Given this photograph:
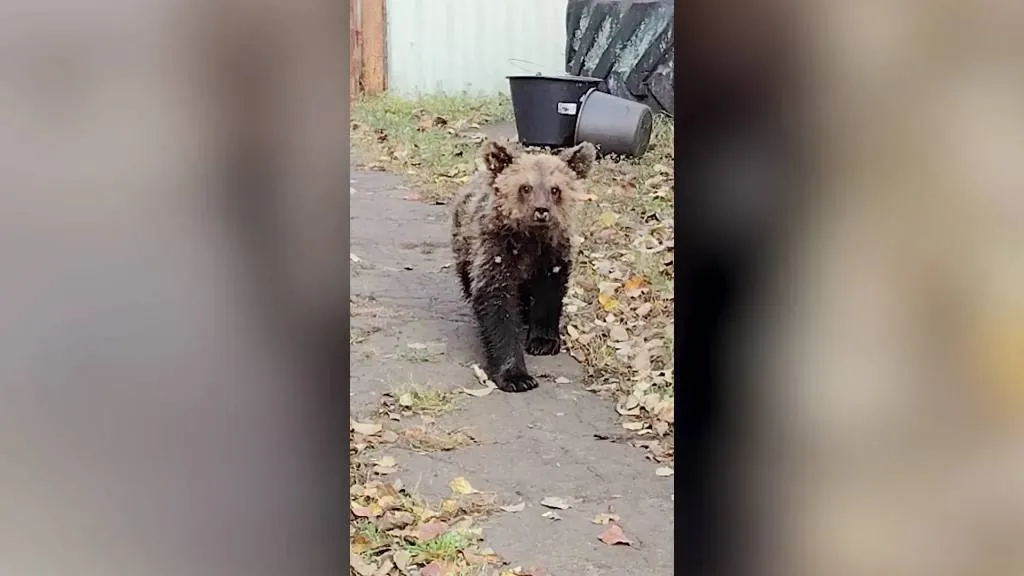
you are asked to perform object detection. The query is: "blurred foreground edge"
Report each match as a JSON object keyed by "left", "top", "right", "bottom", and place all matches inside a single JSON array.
[
  {"left": 674, "top": 1, "right": 803, "bottom": 575},
  {"left": 677, "top": 2, "right": 1024, "bottom": 576},
  {"left": 0, "top": 1, "right": 348, "bottom": 575}
]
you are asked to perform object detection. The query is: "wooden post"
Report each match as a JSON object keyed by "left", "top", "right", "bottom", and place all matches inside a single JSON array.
[
  {"left": 359, "top": 0, "right": 387, "bottom": 95},
  {"left": 349, "top": 0, "right": 361, "bottom": 98}
]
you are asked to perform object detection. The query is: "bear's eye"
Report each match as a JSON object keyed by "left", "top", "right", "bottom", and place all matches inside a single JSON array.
[
  {"left": 550, "top": 186, "right": 561, "bottom": 198},
  {"left": 519, "top": 184, "right": 532, "bottom": 195}
]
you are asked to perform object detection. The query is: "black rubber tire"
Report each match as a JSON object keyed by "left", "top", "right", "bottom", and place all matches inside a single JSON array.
[{"left": 565, "top": 0, "right": 674, "bottom": 117}]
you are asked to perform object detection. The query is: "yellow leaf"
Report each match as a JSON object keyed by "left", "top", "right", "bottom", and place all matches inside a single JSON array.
[
  {"left": 440, "top": 498, "right": 460, "bottom": 514},
  {"left": 598, "top": 211, "right": 619, "bottom": 227},
  {"left": 597, "top": 293, "right": 619, "bottom": 312},
  {"left": 350, "top": 534, "right": 370, "bottom": 554},
  {"left": 449, "top": 476, "right": 478, "bottom": 495},
  {"left": 623, "top": 275, "right": 646, "bottom": 292}
]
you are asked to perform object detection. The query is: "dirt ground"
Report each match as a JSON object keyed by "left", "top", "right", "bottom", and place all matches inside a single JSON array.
[{"left": 350, "top": 167, "right": 674, "bottom": 575}]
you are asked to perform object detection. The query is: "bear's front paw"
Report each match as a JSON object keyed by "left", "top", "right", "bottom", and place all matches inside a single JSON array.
[{"left": 495, "top": 367, "right": 539, "bottom": 392}]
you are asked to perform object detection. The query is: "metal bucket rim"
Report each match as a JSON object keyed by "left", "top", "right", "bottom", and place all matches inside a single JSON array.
[{"left": 506, "top": 74, "right": 602, "bottom": 83}]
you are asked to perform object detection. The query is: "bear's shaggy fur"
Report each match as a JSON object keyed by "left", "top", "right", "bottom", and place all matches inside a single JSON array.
[{"left": 450, "top": 140, "right": 597, "bottom": 392}]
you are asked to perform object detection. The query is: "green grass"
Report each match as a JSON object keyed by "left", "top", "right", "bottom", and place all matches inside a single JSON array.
[
  {"left": 403, "top": 530, "right": 475, "bottom": 563},
  {"left": 352, "top": 518, "right": 391, "bottom": 558},
  {"left": 389, "top": 382, "right": 459, "bottom": 416},
  {"left": 351, "top": 93, "right": 514, "bottom": 202}
]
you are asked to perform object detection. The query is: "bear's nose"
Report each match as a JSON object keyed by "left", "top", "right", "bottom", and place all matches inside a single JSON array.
[{"left": 533, "top": 207, "right": 550, "bottom": 222}]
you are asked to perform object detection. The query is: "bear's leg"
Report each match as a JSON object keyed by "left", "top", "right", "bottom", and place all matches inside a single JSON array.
[
  {"left": 525, "top": 258, "right": 569, "bottom": 356},
  {"left": 471, "top": 278, "right": 537, "bottom": 392},
  {"left": 456, "top": 260, "right": 473, "bottom": 301},
  {"left": 518, "top": 290, "right": 532, "bottom": 329}
]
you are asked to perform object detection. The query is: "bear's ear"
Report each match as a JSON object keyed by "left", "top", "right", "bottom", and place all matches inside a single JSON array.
[
  {"left": 481, "top": 140, "right": 514, "bottom": 176},
  {"left": 558, "top": 141, "right": 597, "bottom": 179}
]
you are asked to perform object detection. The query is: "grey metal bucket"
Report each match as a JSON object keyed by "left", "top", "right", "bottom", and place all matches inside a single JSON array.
[{"left": 574, "top": 88, "right": 654, "bottom": 157}]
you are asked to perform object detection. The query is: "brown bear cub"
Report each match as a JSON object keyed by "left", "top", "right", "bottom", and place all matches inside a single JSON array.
[{"left": 450, "top": 140, "right": 597, "bottom": 392}]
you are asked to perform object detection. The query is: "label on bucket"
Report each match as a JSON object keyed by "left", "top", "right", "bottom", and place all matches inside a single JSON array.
[{"left": 556, "top": 102, "right": 578, "bottom": 115}]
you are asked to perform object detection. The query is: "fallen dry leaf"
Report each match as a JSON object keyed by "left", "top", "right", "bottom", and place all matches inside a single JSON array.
[
  {"left": 623, "top": 275, "right": 646, "bottom": 293},
  {"left": 350, "top": 553, "right": 378, "bottom": 576},
  {"left": 616, "top": 395, "right": 641, "bottom": 415},
  {"left": 632, "top": 348, "right": 652, "bottom": 372},
  {"left": 373, "top": 558, "right": 394, "bottom": 576},
  {"left": 655, "top": 467, "right": 674, "bottom": 477},
  {"left": 378, "top": 510, "right": 415, "bottom": 530},
  {"left": 540, "top": 496, "right": 570, "bottom": 510},
  {"left": 350, "top": 502, "right": 374, "bottom": 518},
  {"left": 374, "top": 455, "right": 396, "bottom": 468},
  {"left": 592, "top": 513, "right": 621, "bottom": 525},
  {"left": 371, "top": 455, "right": 397, "bottom": 475},
  {"left": 598, "top": 293, "right": 619, "bottom": 312},
  {"left": 654, "top": 399, "right": 674, "bottom": 423},
  {"left": 541, "top": 510, "right": 562, "bottom": 521},
  {"left": 462, "top": 548, "right": 503, "bottom": 566},
  {"left": 350, "top": 419, "right": 382, "bottom": 436},
  {"left": 449, "top": 476, "right": 478, "bottom": 495},
  {"left": 416, "top": 519, "right": 450, "bottom": 541},
  {"left": 462, "top": 385, "right": 495, "bottom": 397},
  {"left": 420, "top": 559, "right": 455, "bottom": 576},
  {"left": 500, "top": 501, "right": 526, "bottom": 513},
  {"left": 622, "top": 421, "right": 646, "bottom": 431},
  {"left": 597, "top": 523, "right": 633, "bottom": 546},
  {"left": 439, "top": 498, "right": 460, "bottom": 515},
  {"left": 392, "top": 549, "right": 412, "bottom": 571}
]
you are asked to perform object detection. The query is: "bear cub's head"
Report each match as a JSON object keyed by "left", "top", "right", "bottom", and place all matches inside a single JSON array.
[{"left": 480, "top": 140, "right": 597, "bottom": 230}]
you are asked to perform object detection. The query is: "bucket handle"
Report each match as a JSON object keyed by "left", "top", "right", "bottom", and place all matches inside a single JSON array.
[{"left": 507, "top": 57, "right": 550, "bottom": 76}]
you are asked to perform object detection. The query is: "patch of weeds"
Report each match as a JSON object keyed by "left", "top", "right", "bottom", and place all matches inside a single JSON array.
[
  {"left": 394, "top": 347, "right": 440, "bottom": 363},
  {"left": 352, "top": 518, "right": 391, "bottom": 557},
  {"left": 404, "top": 530, "right": 474, "bottom": 563},
  {"left": 349, "top": 421, "right": 508, "bottom": 574},
  {"left": 382, "top": 383, "right": 459, "bottom": 417},
  {"left": 350, "top": 325, "right": 382, "bottom": 346},
  {"left": 351, "top": 93, "right": 513, "bottom": 203},
  {"left": 402, "top": 423, "right": 476, "bottom": 453}
]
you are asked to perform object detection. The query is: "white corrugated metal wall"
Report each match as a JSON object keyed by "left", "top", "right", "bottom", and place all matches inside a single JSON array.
[{"left": 385, "top": 0, "right": 569, "bottom": 96}]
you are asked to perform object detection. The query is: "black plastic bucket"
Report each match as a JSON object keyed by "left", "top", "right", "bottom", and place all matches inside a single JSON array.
[
  {"left": 507, "top": 74, "right": 602, "bottom": 147},
  {"left": 575, "top": 88, "right": 654, "bottom": 157}
]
